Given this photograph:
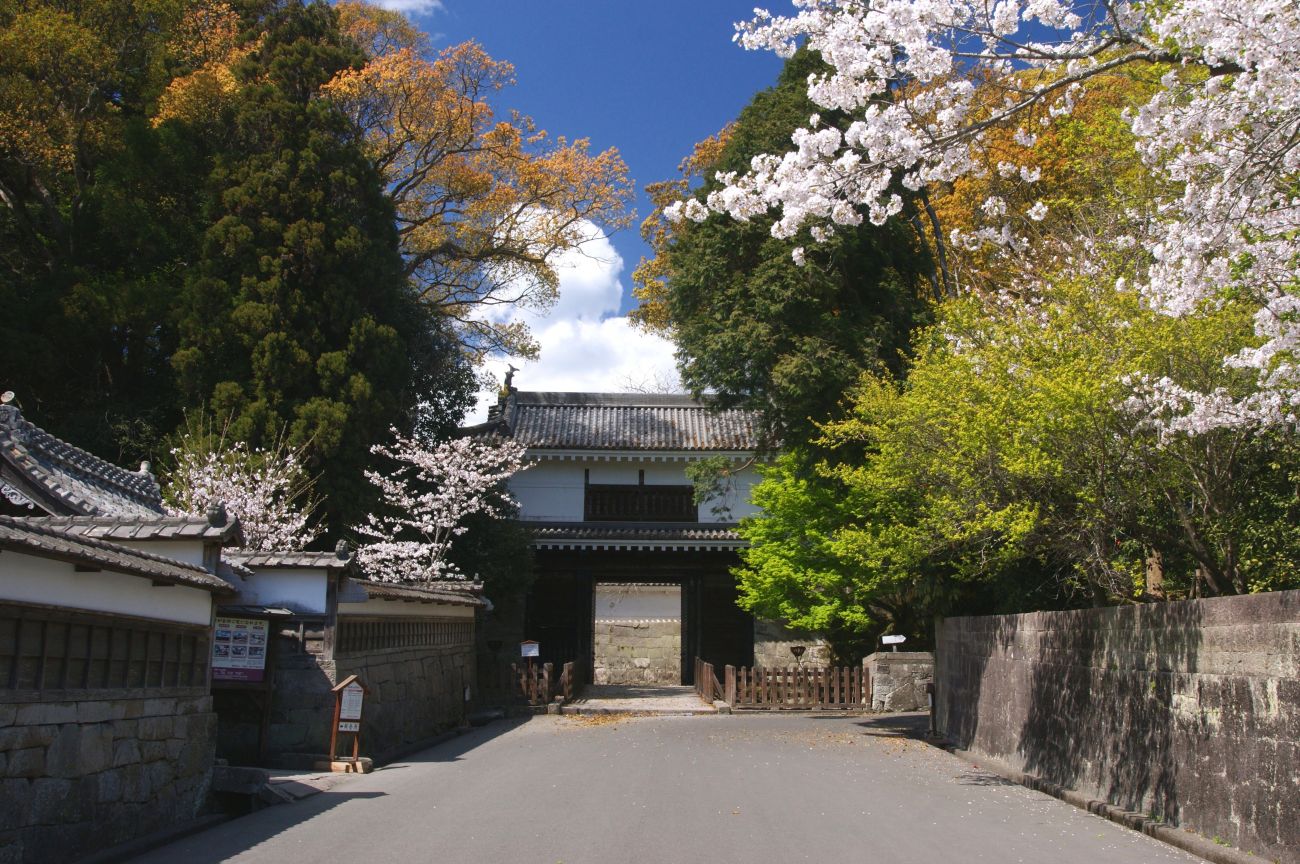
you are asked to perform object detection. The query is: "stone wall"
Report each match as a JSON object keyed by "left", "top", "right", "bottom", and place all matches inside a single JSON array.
[
  {"left": 0, "top": 688, "right": 215, "bottom": 864},
  {"left": 864, "top": 651, "right": 933, "bottom": 711},
  {"left": 935, "top": 590, "right": 1300, "bottom": 864},
  {"left": 752, "top": 619, "right": 831, "bottom": 668},
  {"left": 593, "top": 621, "right": 680, "bottom": 685},
  {"left": 335, "top": 640, "right": 473, "bottom": 761},
  {"left": 214, "top": 636, "right": 336, "bottom": 767}
]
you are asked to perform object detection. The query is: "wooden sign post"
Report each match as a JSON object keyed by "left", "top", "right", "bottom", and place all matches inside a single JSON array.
[{"left": 324, "top": 674, "right": 372, "bottom": 773}]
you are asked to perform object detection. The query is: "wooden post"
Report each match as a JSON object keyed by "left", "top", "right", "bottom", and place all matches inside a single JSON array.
[{"left": 724, "top": 665, "right": 736, "bottom": 706}]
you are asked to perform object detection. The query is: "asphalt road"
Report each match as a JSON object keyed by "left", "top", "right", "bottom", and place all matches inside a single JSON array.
[{"left": 132, "top": 713, "right": 1204, "bottom": 864}]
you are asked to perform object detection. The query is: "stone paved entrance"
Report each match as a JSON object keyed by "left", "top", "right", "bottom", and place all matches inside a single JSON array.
[{"left": 562, "top": 684, "right": 714, "bottom": 715}]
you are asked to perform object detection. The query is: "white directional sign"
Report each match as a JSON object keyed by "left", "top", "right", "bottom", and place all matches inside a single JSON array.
[{"left": 881, "top": 635, "right": 907, "bottom": 645}]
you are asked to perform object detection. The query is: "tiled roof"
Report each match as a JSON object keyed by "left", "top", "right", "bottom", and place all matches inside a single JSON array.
[
  {"left": 525, "top": 521, "right": 744, "bottom": 551},
  {"left": 227, "top": 549, "right": 354, "bottom": 570},
  {"left": 0, "top": 516, "right": 235, "bottom": 593},
  {"left": 351, "top": 580, "right": 486, "bottom": 608},
  {"left": 25, "top": 513, "right": 242, "bottom": 543},
  {"left": 0, "top": 404, "right": 165, "bottom": 517},
  {"left": 469, "top": 392, "right": 761, "bottom": 452}
]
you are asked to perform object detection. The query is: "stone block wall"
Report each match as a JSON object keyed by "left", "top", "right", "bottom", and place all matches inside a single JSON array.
[
  {"left": 0, "top": 689, "right": 215, "bottom": 864},
  {"left": 593, "top": 621, "right": 680, "bottom": 685},
  {"left": 214, "top": 637, "right": 336, "bottom": 767},
  {"left": 935, "top": 590, "right": 1300, "bottom": 864},
  {"left": 753, "top": 619, "right": 830, "bottom": 668},
  {"left": 335, "top": 640, "right": 473, "bottom": 761},
  {"left": 864, "top": 651, "right": 933, "bottom": 711}
]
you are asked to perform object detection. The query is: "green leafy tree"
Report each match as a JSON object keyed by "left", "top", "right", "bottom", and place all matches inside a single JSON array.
[
  {"left": 633, "top": 50, "right": 932, "bottom": 446},
  {"left": 737, "top": 281, "right": 1299, "bottom": 647}
]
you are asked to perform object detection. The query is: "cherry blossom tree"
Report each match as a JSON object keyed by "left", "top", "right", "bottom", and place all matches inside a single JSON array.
[
  {"left": 683, "top": 1, "right": 1299, "bottom": 433},
  {"left": 354, "top": 431, "right": 528, "bottom": 584},
  {"left": 164, "top": 436, "right": 320, "bottom": 552}
]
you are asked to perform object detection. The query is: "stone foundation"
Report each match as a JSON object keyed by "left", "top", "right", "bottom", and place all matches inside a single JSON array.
[
  {"left": 864, "top": 651, "right": 933, "bottom": 711},
  {"left": 593, "top": 621, "right": 681, "bottom": 685},
  {"left": 0, "top": 688, "right": 216, "bottom": 864},
  {"left": 753, "top": 619, "right": 831, "bottom": 667}
]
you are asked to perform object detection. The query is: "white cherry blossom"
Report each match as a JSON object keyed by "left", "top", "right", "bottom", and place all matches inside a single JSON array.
[
  {"left": 354, "top": 431, "right": 528, "bottom": 584},
  {"left": 703, "top": 0, "right": 1300, "bottom": 435}
]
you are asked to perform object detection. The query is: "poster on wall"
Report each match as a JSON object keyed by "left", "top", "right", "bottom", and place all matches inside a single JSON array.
[{"left": 212, "top": 616, "right": 269, "bottom": 682}]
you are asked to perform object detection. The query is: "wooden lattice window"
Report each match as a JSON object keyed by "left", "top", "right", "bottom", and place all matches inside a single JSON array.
[
  {"left": 335, "top": 618, "right": 472, "bottom": 655},
  {"left": 0, "top": 604, "right": 209, "bottom": 692}
]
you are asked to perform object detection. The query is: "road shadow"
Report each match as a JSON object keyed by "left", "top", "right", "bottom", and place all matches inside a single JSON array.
[
  {"left": 389, "top": 715, "right": 533, "bottom": 764},
  {"left": 128, "top": 790, "right": 389, "bottom": 864}
]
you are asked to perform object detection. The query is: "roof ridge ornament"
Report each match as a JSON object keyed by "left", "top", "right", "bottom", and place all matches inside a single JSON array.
[{"left": 207, "top": 500, "right": 229, "bottom": 528}]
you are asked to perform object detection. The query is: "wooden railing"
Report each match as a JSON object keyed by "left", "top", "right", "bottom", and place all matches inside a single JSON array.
[
  {"left": 696, "top": 658, "right": 865, "bottom": 710},
  {"left": 513, "top": 660, "right": 582, "bottom": 706}
]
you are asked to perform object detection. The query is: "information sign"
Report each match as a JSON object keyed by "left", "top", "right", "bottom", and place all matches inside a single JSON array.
[
  {"left": 339, "top": 682, "right": 364, "bottom": 722},
  {"left": 520, "top": 640, "right": 540, "bottom": 658},
  {"left": 881, "top": 634, "right": 907, "bottom": 645},
  {"left": 212, "top": 616, "right": 269, "bottom": 682}
]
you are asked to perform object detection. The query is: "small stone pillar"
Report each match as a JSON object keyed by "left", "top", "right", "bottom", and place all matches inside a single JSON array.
[{"left": 863, "top": 651, "right": 934, "bottom": 712}]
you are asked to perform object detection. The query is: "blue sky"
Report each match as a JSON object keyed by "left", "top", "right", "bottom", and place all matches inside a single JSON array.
[
  {"left": 382, "top": 1, "right": 788, "bottom": 412},
  {"left": 413, "top": 1, "right": 785, "bottom": 313}
]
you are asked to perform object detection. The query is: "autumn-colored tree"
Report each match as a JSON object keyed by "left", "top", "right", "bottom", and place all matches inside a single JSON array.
[
  {"left": 925, "top": 64, "right": 1167, "bottom": 296},
  {"left": 324, "top": 2, "right": 633, "bottom": 360}
]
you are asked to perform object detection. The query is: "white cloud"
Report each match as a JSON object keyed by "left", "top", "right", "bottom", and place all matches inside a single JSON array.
[
  {"left": 464, "top": 226, "right": 681, "bottom": 424},
  {"left": 365, "top": 0, "right": 444, "bottom": 15}
]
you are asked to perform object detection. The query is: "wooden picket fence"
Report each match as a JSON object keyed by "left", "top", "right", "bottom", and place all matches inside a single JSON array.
[
  {"left": 513, "top": 660, "right": 582, "bottom": 706},
  {"left": 695, "top": 658, "right": 865, "bottom": 710}
]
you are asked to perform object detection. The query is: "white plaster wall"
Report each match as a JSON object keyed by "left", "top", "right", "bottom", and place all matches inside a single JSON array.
[
  {"left": 338, "top": 597, "right": 475, "bottom": 619},
  {"left": 594, "top": 584, "right": 681, "bottom": 621},
  {"left": 510, "top": 461, "right": 583, "bottom": 522},
  {"left": 0, "top": 551, "right": 213, "bottom": 625},
  {"left": 232, "top": 568, "right": 329, "bottom": 614},
  {"left": 698, "top": 464, "right": 762, "bottom": 523},
  {"left": 112, "top": 538, "right": 208, "bottom": 568},
  {"left": 511, "top": 457, "right": 762, "bottom": 523}
]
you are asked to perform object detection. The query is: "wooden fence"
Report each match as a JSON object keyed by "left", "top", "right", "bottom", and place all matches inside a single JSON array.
[
  {"left": 693, "top": 657, "right": 724, "bottom": 704},
  {"left": 695, "top": 658, "right": 865, "bottom": 710},
  {"left": 513, "top": 660, "right": 582, "bottom": 706}
]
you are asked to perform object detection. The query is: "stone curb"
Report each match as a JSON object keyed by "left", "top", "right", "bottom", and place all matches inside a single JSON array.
[{"left": 941, "top": 745, "right": 1264, "bottom": 864}]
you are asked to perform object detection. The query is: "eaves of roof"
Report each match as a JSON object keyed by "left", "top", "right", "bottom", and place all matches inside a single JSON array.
[
  {"left": 0, "top": 516, "right": 235, "bottom": 594},
  {"left": 348, "top": 579, "right": 486, "bottom": 608},
  {"left": 524, "top": 521, "right": 745, "bottom": 551},
  {"left": 26, "top": 514, "right": 242, "bottom": 544},
  {"left": 227, "top": 550, "right": 355, "bottom": 570},
  {"left": 0, "top": 405, "right": 166, "bottom": 517}
]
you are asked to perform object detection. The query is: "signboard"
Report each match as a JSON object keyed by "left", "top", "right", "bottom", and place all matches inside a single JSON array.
[
  {"left": 212, "top": 616, "right": 269, "bottom": 682},
  {"left": 881, "top": 634, "right": 907, "bottom": 645},
  {"left": 520, "top": 640, "right": 540, "bottom": 658},
  {"left": 329, "top": 675, "right": 370, "bottom": 766},
  {"left": 339, "top": 682, "right": 365, "bottom": 722}
]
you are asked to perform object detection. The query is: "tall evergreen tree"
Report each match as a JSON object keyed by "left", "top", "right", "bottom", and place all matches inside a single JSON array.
[
  {"left": 170, "top": 0, "right": 472, "bottom": 534},
  {"left": 634, "top": 50, "right": 932, "bottom": 445}
]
